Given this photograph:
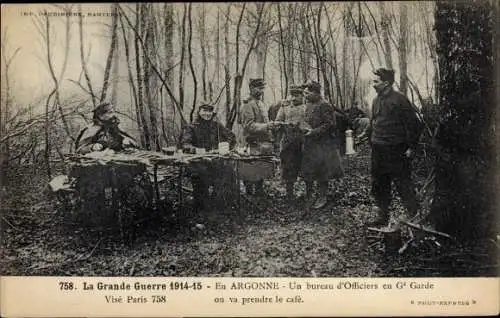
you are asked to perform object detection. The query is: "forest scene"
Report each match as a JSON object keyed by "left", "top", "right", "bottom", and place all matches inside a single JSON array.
[{"left": 0, "top": 2, "right": 498, "bottom": 277}]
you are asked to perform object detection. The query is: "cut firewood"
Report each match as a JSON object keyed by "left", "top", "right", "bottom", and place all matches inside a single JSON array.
[
  {"left": 398, "top": 237, "right": 416, "bottom": 255},
  {"left": 399, "top": 220, "right": 454, "bottom": 240},
  {"left": 367, "top": 226, "right": 399, "bottom": 233}
]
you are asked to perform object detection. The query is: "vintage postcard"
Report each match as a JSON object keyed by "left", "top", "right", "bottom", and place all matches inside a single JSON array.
[{"left": 1, "top": 2, "right": 498, "bottom": 317}]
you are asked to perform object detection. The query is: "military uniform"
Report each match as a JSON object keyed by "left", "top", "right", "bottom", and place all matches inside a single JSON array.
[
  {"left": 239, "top": 78, "right": 274, "bottom": 195},
  {"left": 240, "top": 97, "right": 273, "bottom": 155},
  {"left": 180, "top": 104, "right": 236, "bottom": 211},
  {"left": 366, "top": 68, "right": 421, "bottom": 227},
  {"left": 75, "top": 103, "right": 137, "bottom": 154},
  {"left": 301, "top": 81, "right": 344, "bottom": 209},
  {"left": 275, "top": 85, "right": 307, "bottom": 198},
  {"left": 302, "top": 100, "right": 344, "bottom": 182}
]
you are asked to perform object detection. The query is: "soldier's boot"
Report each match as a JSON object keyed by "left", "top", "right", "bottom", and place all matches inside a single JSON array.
[
  {"left": 312, "top": 181, "right": 328, "bottom": 210},
  {"left": 366, "top": 206, "right": 390, "bottom": 228},
  {"left": 285, "top": 182, "right": 295, "bottom": 201},
  {"left": 302, "top": 181, "right": 314, "bottom": 208},
  {"left": 192, "top": 180, "right": 207, "bottom": 213},
  {"left": 254, "top": 180, "right": 265, "bottom": 197}
]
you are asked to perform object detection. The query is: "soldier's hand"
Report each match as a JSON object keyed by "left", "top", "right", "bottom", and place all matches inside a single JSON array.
[
  {"left": 404, "top": 148, "right": 415, "bottom": 158},
  {"left": 267, "top": 121, "right": 281, "bottom": 130},
  {"left": 123, "top": 137, "right": 137, "bottom": 148},
  {"left": 92, "top": 143, "right": 104, "bottom": 151}
]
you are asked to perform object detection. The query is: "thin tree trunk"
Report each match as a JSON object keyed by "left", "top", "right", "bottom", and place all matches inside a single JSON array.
[
  {"left": 228, "top": 3, "right": 265, "bottom": 129},
  {"left": 224, "top": 5, "right": 231, "bottom": 124},
  {"left": 380, "top": 2, "right": 393, "bottom": 68},
  {"left": 100, "top": 3, "right": 118, "bottom": 103},
  {"left": 277, "top": 4, "right": 288, "bottom": 97},
  {"left": 135, "top": 4, "right": 151, "bottom": 148},
  {"left": 398, "top": 2, "right": 408, "bottom": 95},
  {"left": 179, "top": 4, "right": 187, "bottom": 111},
  {"left": 79, "top": 5, "right": 97, "bottom": 107},
  {"left": 187, "top": 3, "right": 198, "bottom": 123},
  {"left": 44, "top": 90, "right": 55, "bottom": 180},
  {"left": 119, "top": 13, "right": 143, "bottom": 146},
  {"left": 144, "top": 4, "right": 160, "bottom": 151},
  {"left": 199, "top": 4, "right": 208, "bottom": 101},
  {"left": 44, "top": 13, "right": 74, "bottom": 143}
]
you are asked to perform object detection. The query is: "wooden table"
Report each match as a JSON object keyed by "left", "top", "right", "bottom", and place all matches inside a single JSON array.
[{"left": 67, "top": 149, "right": 279, "bottom": 211}]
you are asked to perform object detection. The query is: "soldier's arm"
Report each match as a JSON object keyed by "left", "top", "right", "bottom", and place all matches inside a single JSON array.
[
  {"left": 75, "top": 127, "right": 99, "bottom": 154},
  {"left": 398, "top": 95, "right": 420, "bottom": 149},
  {"left": 219, "top": 122, "right": 237, "bottom": 149},
  {"left": 275, "top": 105, "right": 285, "bottom": 122},
  {"left": 179, "top": 124, "right": 195, "bottom": 148},
  {"left": 361, "top": 101, "right": 375, "bottom": 143},
  {"left": 240, "top": 102, "right": 269, "bottom": 134},
  {"left": 75, "top": 142, "right": 95, "bottom": 154},
  {"left": 308, "top": 103, "right": 336, "bottom": 137}
]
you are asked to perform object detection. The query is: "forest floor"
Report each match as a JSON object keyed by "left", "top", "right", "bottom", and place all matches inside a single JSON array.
[{"left": 1, "top": 144, "right": 498, "bottom": 277}]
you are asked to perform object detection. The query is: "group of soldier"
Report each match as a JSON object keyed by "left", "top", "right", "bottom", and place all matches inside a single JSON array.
[{"left": 74, "top": 67, "right": 422, "bottom": 229}]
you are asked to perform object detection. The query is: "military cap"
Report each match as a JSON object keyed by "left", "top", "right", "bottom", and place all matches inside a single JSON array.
[
  {"left": 303, "top": 81, "right": 322, "bottom": 94},
  {"left": 92, "top": 102, "right": 113, "bottom": 116},
  {"left": 249, "top": 78, "right": 266, "bottom": 89},
  {"left": 289, "top": 84, "right": 304, "bottom": 95},
  {"left": 373, "top": 68, "right": 395, "bottom": 83},
  {"left": 198, "top": 101, "right": 215, "bottom": 111}
]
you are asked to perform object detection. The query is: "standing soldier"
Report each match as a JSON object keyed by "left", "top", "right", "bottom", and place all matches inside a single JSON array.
[
  {"left": 301, "top": 81, "right": 344, "bottom": 210},
  {"left": 239, "top": 78, "right": 279, "bottom": 195},
  {"left": 275, "top": 84, "right": 307, "bottom": 200},
  {"left": 366, "top": 68, "right": 421, "bottom": 227}
]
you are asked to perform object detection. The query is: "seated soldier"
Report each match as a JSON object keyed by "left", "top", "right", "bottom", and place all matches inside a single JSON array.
[
  {"left": 75, "top": 102, "right": 138, "bottom": 154},
  {"left": 180, "top": 102, "right": 236, "bottom": 211}
]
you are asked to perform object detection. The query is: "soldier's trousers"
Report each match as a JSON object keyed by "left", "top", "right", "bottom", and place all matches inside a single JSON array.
[
  {"left": 371, "top": 143, "right": 418, "bottom": 216},
  {"left": 280, "top": 142, "right": 303, "bottom": 182}
]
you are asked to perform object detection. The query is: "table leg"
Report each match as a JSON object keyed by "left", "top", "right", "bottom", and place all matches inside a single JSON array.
[
  {"left": 178, "top": 165, "right": 184, "bottom": 215},
  {"left": 236, "top": 161, "right": 241, "bottom": 214},
  {"left": 153, "top": 163, "right": 160, "bottom": 207}
]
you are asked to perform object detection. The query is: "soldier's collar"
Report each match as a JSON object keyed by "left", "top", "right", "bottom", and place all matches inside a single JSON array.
[{"left": 378, "top": 86, "right": 393, "bottom": 97}]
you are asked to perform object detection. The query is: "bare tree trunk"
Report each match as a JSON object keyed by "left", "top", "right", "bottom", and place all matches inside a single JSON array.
[
  {"left": 299, "top": 4, "right": 311, "bottom": 82},
  {"left": 119, "top": 4, "right": 187, "bottom": 128},
  {"left": 398, "top": 2, "right": 409, "bottom": 95},
  {"left": 163, "top": 3, "right": 175, "bottom": 144},
  {"left": 228, "top": 3, "right": 265, "bottom": 129},
  {"left": 43, "top": 12, "right": 74, "bottom": 144},
  {"left": 215, "top": 7, "right": 221, "bottom": 97},
  {"left": 187, "top": 3, "right": 198, "bottom": 123},
  {"left": 111, "top": 36, "right": 119, "bottom": 107},
  {"left": 100, "top": 3, "right": 118, "bottom": 103},
  {"left": 379, "top": 3, "right": 393, "bottom": 68},
  {"left": 198, "top": 4, "right": 208, "bottom": 101},
  {"left": 144, "top": 4, "right": 160, "bottom": 151},
  {"left": 44, "top": 91, "right": 55, "bottom": 180},
  {"left": 287, "top": 4, "right": 296, "bottom": 85},
  {"left": 224, "top": 5, "right": 231, "bottom": 124},
  {"left": 135, "top": 4, "right": 151, "bottom": 148},
  {"left": 179, "top": 4, "right": 187, "bottom": 111},
  {"left": 0, "top": 33, "right": 20, "bottom": 187},
  {"left": 277, "top": 4, "right": 289, "bottom": 97},
  {"left": 79, "top": 5, "right": 97, "bottom": 107},
  {"left": 119, "top": 12, "right": 143, "bottom": 146}
]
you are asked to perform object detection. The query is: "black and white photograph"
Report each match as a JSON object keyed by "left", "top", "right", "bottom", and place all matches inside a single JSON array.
[{"left": 0, "top": 2, "right": 498, "bottom": 315}]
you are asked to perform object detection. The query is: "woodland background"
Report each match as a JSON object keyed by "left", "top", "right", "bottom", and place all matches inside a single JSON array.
[{"left": 0, "top": 2, "right": 498, "bottom": 276}]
